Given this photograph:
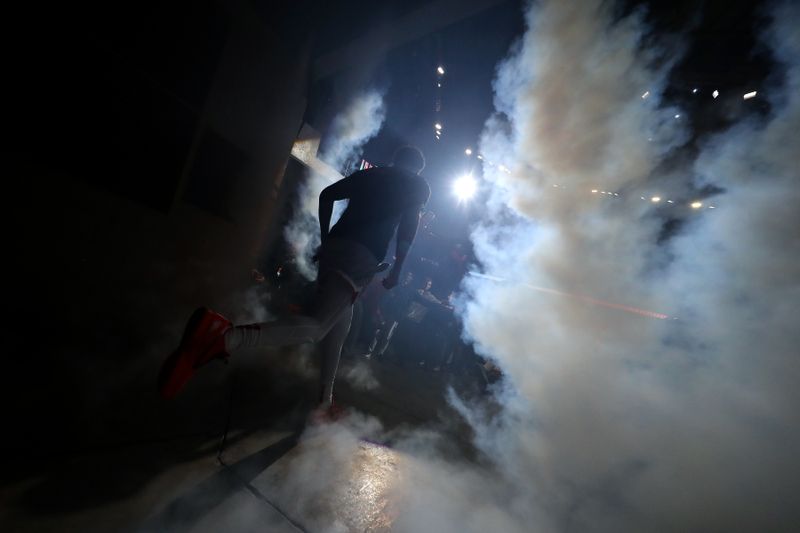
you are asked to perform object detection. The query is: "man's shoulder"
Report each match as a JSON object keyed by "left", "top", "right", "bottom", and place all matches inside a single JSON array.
[
  {"left": 413, "top": 176, "right": 431, "bottom": 205},
  {"left": 397, "top": 171, "right": 430, "bottom": 203},
  {"left": 345, "top": 166, "right": 402, "bottom": 184},
  {"left": 377, "top": 166, "right": 429, "bottom": 191},
  {"left": 349, "top": 166, "right": 429, "bottom": 202},
  {"left": 409, "top": 172, "right": 430, "bottom": 190},
  {"left": 344, "top": 167, "right": 376, "bottom": 181}
]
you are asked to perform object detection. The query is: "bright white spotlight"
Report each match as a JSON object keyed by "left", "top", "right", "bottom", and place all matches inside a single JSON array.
[
  {"left": 437, "top": 66, "right": 445, "bottom": 75},
  {"left": 713, "top": 89, "right": 719, "bottom": 98},
  {"left": 465, "top": 148, "right": 472, "bottom": 155},
  {"left": 743, "top": 91, "right": 757, "bottom": 100},
  {"left": 452, "top": 174, "right": 477, "bottom": 202},
  {"left": 435, "top": 123, "right": 442, "bottom": 130},
  {"left": 691, "top": 201, "right": 703, "bottom": 209},
  {"left": 692, "top": 88, "right": 698, "bottom": 94},
  {"left": 651, "top": 196, "right": 661, "bottom": 203},
  {"left": 641, "top": 90, "right": 650, "bottom": 99}
]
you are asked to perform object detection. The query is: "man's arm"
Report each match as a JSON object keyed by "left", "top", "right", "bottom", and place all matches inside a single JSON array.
[
  {"left": 383, "top": 205, "right": 422, "bottom": 289},
  {"left": 318, "top": 177, "right": 356, "bottom": 243}
]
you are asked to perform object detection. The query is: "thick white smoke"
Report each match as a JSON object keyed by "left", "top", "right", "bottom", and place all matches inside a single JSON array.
[
  {"left": 449, "top": 0, "right": 800, "bottom": 531},
  {"left": 321, "top": 89, "right": 387, "bottom": 172},
  {"left": 284, "top": 90, "right": 386, "bottom": 279}
]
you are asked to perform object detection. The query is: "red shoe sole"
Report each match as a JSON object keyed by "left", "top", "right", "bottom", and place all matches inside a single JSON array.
[{"left": 157, "top": 307, "right": 208, "bottom": 399}]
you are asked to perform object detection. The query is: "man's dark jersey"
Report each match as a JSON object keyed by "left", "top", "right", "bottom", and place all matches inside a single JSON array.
[{"left": 327, "top": 166, "right": 430, "bottom": 261}]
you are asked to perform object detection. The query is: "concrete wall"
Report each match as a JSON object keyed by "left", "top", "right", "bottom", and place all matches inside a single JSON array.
[{"left": 5, "top": 0, "right": 312, "bottom": 464}]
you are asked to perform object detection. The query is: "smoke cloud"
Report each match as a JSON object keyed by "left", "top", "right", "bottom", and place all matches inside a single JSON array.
[
  {"left": 284, "top": 90, "right": 386, "bottom": 279},
  {"left": 341, "top": 359, "right": 380, "bottom": 391},
  {"left": 321, "top": 89, "right": 387, "bottom": 172},
  {"left": 451, "top": 0, "right": 800, "bottom": 531}
]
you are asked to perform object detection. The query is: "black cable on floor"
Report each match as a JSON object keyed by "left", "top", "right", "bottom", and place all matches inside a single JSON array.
[
  {"left": 220, "top": 458, "right": 310, "bottom": 533},
  {"left": 215, "top": 366, "right": 310, "bottom": 533},
  {"left": 217, "top": 367, "right": 236, "bottom": 462}
]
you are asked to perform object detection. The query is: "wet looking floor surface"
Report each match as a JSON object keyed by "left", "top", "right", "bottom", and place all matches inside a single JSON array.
[{"left": 1, "top": 347, "right": 497, "bottom": 533}]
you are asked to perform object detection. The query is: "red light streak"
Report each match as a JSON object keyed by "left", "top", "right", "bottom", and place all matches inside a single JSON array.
[{"left": 468, "top": 272, "right": 669, "bottom": 320}]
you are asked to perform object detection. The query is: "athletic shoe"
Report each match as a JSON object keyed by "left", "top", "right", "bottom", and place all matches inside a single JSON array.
[
  {"left": 158, "top": 307, "right": 232, "bottom": 399},
  {"left": 308, "top": 401, "right": 349, "bottom": 425}
]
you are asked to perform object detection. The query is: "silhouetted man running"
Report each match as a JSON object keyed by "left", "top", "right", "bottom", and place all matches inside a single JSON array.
[{"left": 158, "top": 146, "right": 430, "bottom": 414}]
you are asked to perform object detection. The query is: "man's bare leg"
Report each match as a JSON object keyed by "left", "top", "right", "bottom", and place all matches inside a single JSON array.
[
  {"left": 224, "top": 274, "right": 354, "bottom": 352},
  {"left": 318, "top": 305, "right": 353, "bottom": 408}
]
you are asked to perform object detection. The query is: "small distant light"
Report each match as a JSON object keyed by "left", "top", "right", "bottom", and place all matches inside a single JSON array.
[
  {"left": 591, "top": 189, "right": 598, "bottom": 193},
  {"left": 614, "top": 193, "right": 619, "bottom": 196},
  {"left": 477, "top": 155, "right": 483, "bottom": 160},
  {"left": 667, "top": 200, "right": 674, "bottom": 203},
  {"left": 651, "top": 196, "right": 661, "bottom": 203},
  {"left": 641, "top": 91, "right": 650, "bottom": 99},
  {"left": 708, "top": 205, "right": 716, "bottom": 209},
  {"left": 743, "top": 91, "right": 757, "bottom": 100},
  {"left": 692, "top": 88, "right": 698, "bottom": 94},
  {"left": 465, "top": 148, "right": 472, "bottom": 155},
  {"left": 641, "top": 196, "right": 646, "bottom": 200},
  {"left": 435, "top": 123, "right": 442, "bottom": 130},
  {"left": 437, "top": 66, "right": 445, "bottom": 75},
  {"left": 712, "top": 90, "right": 719, "bottom": 99},
  {"left": 691, "top": 201, "right": 703, "bottom": 209},
  {"left": 437, "top": 82, "right": 441, "bottom": 88},
  {"left": 674, "top": 114, "right": 681, "bottom": 119},
  {"left": 552, "top": 184, "right": 558, "bottom": 187},
  {"left": 648, "top": 137, "right": 653, "bottom": 142},
  {"left": 601, "top": 191, "right": 607, "bottom": 194}
]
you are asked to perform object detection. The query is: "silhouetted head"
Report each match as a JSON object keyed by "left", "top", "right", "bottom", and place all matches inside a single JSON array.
[{"left": 391, "top": 145, "right": 425, "bottom": 174}]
